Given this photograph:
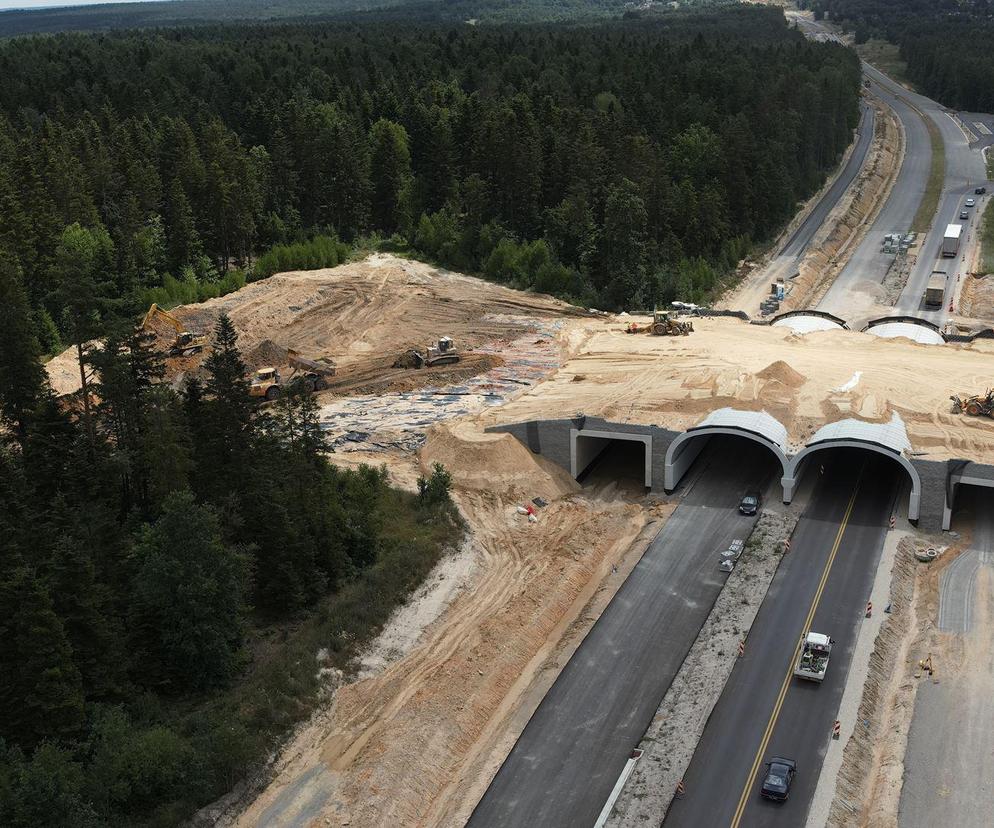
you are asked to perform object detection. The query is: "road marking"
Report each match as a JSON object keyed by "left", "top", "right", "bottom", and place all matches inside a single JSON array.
[{"left": 728, "top": 467, "right": 865, "bottom": 828}]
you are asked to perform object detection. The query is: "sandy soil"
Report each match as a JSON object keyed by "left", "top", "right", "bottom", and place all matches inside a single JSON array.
[
  {"left": 488, "top": 315, "right": 994, "bottom": 462},
  {"left": 823, "top": 534, "right": 968, "bottom": 827},
  {"left": 958, "top": 272, "right": 994, "bottom": 321},
  {"left": 45, "top": 254, "right": 590, "bottom": 398},
  {"left": 227, "top": 423, "right": 657, "bottom": 827}
]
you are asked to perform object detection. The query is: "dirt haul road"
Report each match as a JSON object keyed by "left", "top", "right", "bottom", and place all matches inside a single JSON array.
[{"left": 228, "top": 424, "right": 665, "bottom": 828}]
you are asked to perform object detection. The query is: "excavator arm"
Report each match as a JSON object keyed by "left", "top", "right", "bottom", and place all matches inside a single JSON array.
[{"left": 141, "top": 303, "right": 186, "bottom": 334}]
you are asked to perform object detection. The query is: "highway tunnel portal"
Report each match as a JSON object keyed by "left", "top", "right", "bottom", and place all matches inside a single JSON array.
[
  {"left": 664, "top": 409, "right": 791, "bottom": 491},
  {"left": 490, "top": 408, "right": 932, "bottom": 525}
]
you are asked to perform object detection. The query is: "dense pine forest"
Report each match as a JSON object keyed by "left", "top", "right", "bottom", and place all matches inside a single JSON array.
[
  {"left": 808, "top": 0, "right": 994, "bottom": 111},
  {"left": 0, "top": 6, "right": 860, "bottom": 352},
  {"left": 0, "top": 7, "right": 862, "bottom": 826}
]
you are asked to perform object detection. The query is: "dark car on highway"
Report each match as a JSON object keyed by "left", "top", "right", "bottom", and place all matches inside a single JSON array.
[
  {"left": 761, "top": 757, "right": 796, "bottom": 801},
  {"left": 961, "top": 210, "right": 970, "bottom": 220},
  {"left": 739, "top": 492, "right": 760, "bottom": 516},
  {"left": 976, "top": 186, "right": 987, "bottom": 195}
]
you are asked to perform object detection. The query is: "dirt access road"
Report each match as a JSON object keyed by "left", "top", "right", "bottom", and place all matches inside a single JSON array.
[{"left": 229, "top": 423, "right": 666, "bottom": 827}]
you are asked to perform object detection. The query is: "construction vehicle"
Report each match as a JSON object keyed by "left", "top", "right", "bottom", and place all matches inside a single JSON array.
[
  {"left": 406, "top": 337, "right": 460, "bottom": 368},
  {"left": 651, "top": 309, "right": 693, "bottom": 336},
  {"left": 950, "top": 390, "right": 994, "bottom": 417},
  {"left": 140, "top": 303, "right": 206, "bottom": 357},
  {"left": 249, "top": 349, "right": 336, "bottom": 401},
  {"left": 793, "top": 632, "right": 832, "bottom": 682}
]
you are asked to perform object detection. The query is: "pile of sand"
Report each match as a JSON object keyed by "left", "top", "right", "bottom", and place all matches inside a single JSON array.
[
  {"left": 244, "top": 339, "right": 289, "bottom": 371},
  {"left": 421, "top": 421, "right": 578, "bottom": 498},
  {"left": 756, "top": 359, "right": 807, "bottom": 388},
  {"left": 231, "top": 423, "right": 648, "bottom": 828}
]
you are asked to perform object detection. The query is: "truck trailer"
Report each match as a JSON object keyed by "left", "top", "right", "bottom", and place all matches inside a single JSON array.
[
  {"left": 924, "top": 272, "right": 947, "bottom": 308},
  {"left": 942, "top": 223, "right": 962, "bottom": 257},
  {"left": 793, "top": 632, "right": 832, "bottom": 682}
]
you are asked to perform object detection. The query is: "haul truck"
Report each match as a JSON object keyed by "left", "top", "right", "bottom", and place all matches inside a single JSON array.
[
  {"left": 924, "top": 272, "right": 947, "bottom": 308},
  {"left": 793, "top": 632, "right": 832, "bottom": 682},
  {"left": 942, "top": 223, "right": 962, "bottom": 257}
]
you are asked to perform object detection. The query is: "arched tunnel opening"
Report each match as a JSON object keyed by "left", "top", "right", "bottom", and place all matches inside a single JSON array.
[
  {"left": 665, "top": 433, "right": 786, "bottom": 507},
  {"left": 665, "top": 428, "right": 790, "bottom": 496},
  {"left": 787, "top": 442, "right": 919, "bottom": 523}
]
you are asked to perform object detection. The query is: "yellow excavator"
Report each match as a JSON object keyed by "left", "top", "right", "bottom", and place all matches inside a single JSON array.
[{"left": 140, "top": 304, "right": 207, "bottom": 357}]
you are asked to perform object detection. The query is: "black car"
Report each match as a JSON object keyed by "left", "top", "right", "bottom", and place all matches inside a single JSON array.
[
  {"left": 739, "top": 492, "right": 760, "bottom": 516},
  {"left": 761, "top": 757, "right": 796, "bottom": 801},
  {"left": 976, "top": 186, "right": 987, "bottom": 195}
]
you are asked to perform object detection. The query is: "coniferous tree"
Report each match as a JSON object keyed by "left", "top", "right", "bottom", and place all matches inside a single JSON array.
[
  {"left": 0, "top": 566, "right": 85, "bottom": 748},
  {"left": 0, "top": 257, "right": 46, "bottom": 447},
  {"left": 131, "top": 491, "right": 248, "bottom": 691}
]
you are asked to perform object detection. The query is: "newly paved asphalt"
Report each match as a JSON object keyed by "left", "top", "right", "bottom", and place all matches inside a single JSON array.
[
  {"left": 800, "top": 28, "right": 989, "bottom": 325},
  {"left": 900, "top": 487, "right": 994, "bottom": 828},
  {"left": 467, "top": 438, "right": 779, "bottom": 828},
  {"left": 782, "top": 102, "right": 875, "bottom": 261},
  {"left": 818, "top": 65, "right": 931, "bottom": 318},
  {"left": 884, "top": 68, "right": 988, "bottom": 320},
  {"left": 663, "top": 450, "right": 899, "bottom": 828}
]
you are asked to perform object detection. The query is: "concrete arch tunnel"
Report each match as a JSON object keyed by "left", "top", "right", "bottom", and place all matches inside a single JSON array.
[
  {"left": 489, "top": 411, "right": 954, "bottom": 530},
  {"left": 664, "top": 409, "right": 791, "bottom": 491},
  {"left": 785, "top": 419, "right": 922, "bottom": 521},
  {"left": 663, "top": 410, "right": 922, "bottom": 521}
]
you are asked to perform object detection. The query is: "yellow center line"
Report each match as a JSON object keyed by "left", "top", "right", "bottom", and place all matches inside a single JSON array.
[{"left": 728, "top": 464, "right": 866, "bottom": 828}]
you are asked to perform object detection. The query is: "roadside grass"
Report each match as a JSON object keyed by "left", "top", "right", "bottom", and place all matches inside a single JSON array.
[
  {"left": 986, "top": 146, "right": 994, "bottom": 180},
  {"left": 979, "top": 200, "right": 994, "bottom": 274},
  {"left": 153, "top": 486, "right": 465, "bottom": 823},
  {"left": 911, "top": 113, "right": 946, "bottom": 235},
  {"left": 855, "top": 39, "right": 913, "bottom": 88}
]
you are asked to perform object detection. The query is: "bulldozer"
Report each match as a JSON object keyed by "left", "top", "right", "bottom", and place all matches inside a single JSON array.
[
  {"left": 249, "top": 349, "right": 336, "bottom": 401},
  {"left": 951, "top": 390, "right": 994, "bottom": 417},
  {"left": 651, "top": 309, "right": 693, "bottom": 336},
  {"left": 405, "top": 337, "right": 461, "bottom": 369},
  {"left": 140, "top": 303, "right": 207, "bottom": 357}
]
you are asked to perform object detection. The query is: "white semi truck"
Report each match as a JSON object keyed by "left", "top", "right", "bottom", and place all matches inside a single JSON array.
[
  {"left": 793, "top": 631, "right": 832, "bottom": 682},
  {"left": 941, "top": 223, "right": 962, "bottom": 257}
]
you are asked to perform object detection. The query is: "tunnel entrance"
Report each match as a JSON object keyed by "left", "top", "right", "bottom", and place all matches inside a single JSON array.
[
  {"left": 787, "top": 441, "right": 920, "bottom": 521},
  {"left": 570, "top": 429, "right": 651, "bottom": 489},
  {"left": 943, "top": 464, "right": 994, "bottom": 530},
  {"left": 791, "top": 447, "right": 907, "bottom": 528},
  {"left": 665, "top": 428, "right": 790, "bottom": 494}
]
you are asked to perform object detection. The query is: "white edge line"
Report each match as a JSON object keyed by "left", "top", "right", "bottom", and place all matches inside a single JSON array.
[{"left": 593, "top": 749, "right": 644, "bottom": 828}]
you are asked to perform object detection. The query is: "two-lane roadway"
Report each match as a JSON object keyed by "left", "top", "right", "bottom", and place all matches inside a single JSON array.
[
  {"left": 664, "top": 451, "right": 900, "bottom": 827},
  {"left": 468, "top": 438, "right": 779, "bottom": 828}
]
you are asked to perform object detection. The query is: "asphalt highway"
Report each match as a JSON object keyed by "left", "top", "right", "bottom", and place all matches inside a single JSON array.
[
  {"left": 782, "top": 102, "right": 875, "bottom": 261},
  {"left": 467, "top": 438, "right": 779, "bottom": 828},
  {"left": 663, "top": 450, "right": 900, "bottom": 828},
  {"left": 818, "top": 66, "right": 931, "bottom": 318}
]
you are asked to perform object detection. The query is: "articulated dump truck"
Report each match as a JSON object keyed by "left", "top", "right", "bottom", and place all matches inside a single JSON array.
[{"left": 793, "top": 631, "right": 832, "bottom": 682}]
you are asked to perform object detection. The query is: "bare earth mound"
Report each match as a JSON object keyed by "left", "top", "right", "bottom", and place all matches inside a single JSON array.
[{"left": 45, "top": 253, "right": 589, "bottom": 397}]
